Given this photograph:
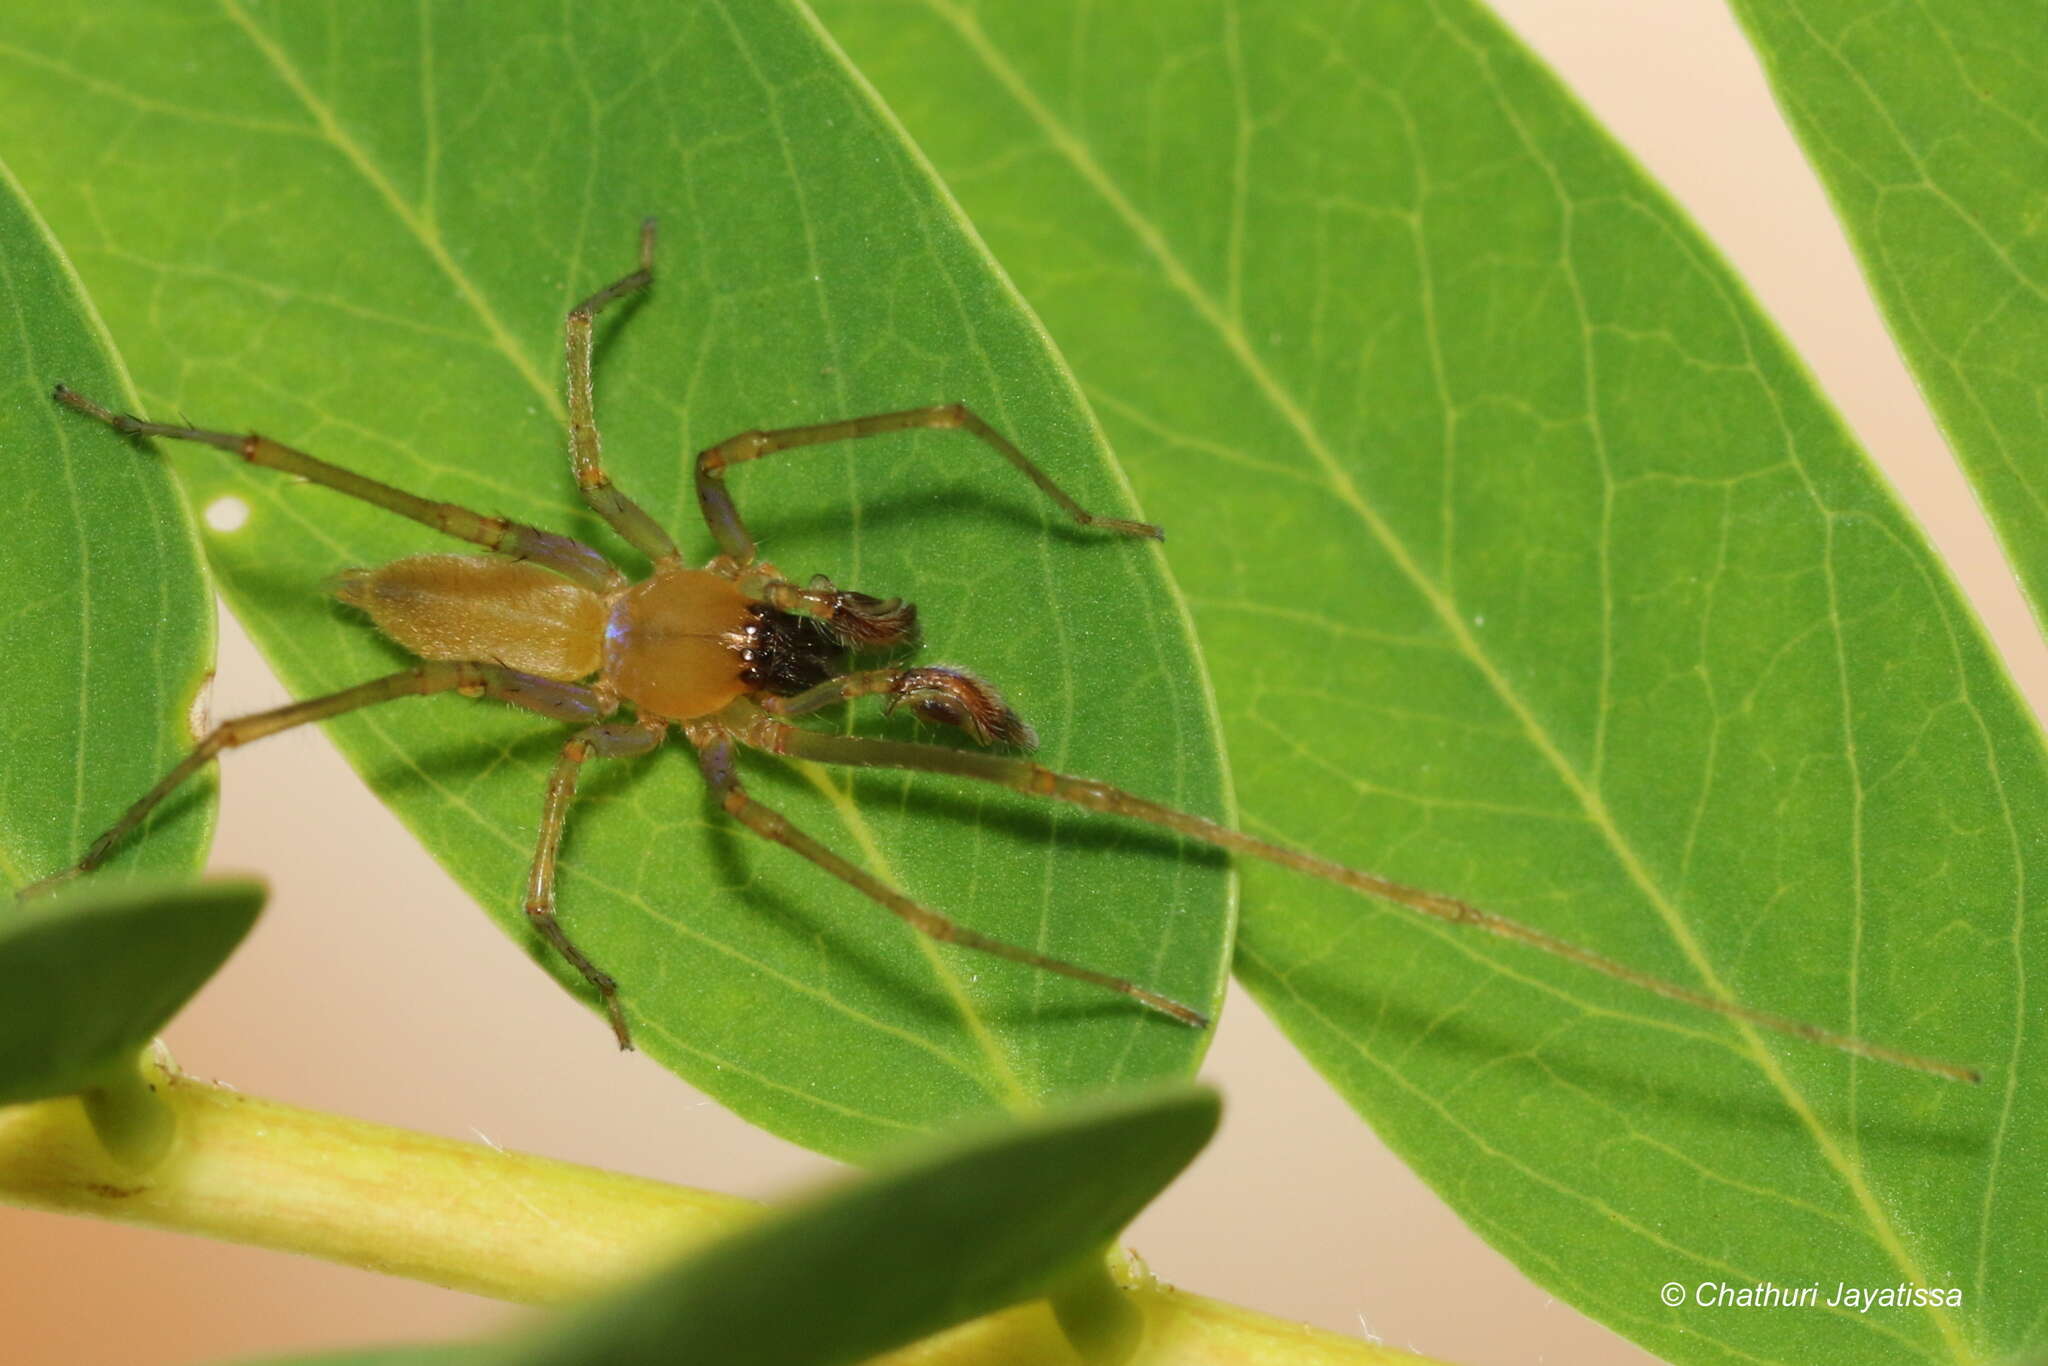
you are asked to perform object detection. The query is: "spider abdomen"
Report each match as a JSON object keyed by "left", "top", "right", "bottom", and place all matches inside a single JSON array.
[{"left": 335, "top": 554, "right": 605, "bottom": 681}]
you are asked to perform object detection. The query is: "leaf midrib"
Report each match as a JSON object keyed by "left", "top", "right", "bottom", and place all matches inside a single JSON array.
[{"left": 912, "top": 0, "right": 1967, "bottom": 1355}]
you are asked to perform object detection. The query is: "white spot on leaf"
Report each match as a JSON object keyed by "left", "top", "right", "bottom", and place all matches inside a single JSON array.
[
  {"left": 204, "top": 496, "right": 249, "bottom": 533},
  {"left": 186, "top": 670, "right": 215, "bottom": 745}
]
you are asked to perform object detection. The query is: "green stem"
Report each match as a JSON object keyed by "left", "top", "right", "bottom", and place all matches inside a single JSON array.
[
  {"left": 79, "top": 1047, "right": 176, "bottom": 1171},
  {"left": 0, "top": 1061, "right": 1443, "bottom": 1365},
  {"left": 0, "top": 1059, "right": 751, "bottom": 1302},
  {"left": 1053, "top": 1255, "right": 1146, "bottom": 1364}
]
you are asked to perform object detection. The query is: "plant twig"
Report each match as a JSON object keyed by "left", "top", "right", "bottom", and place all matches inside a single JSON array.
[{"left": 0, "top": 1060, "right": 1438, "bottom": 1364}]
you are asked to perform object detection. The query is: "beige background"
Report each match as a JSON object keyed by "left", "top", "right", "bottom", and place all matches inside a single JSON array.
[{"left": 3, "top": 3, "right": 2036, "bottom": 1364}]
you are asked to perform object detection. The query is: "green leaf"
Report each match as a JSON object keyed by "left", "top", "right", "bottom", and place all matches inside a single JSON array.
[
  {"left": 0, "top": 877, "right": 264, "bottom": 1107},
  {"left": 0, "top": 156, "right": 213, "bottom": 895},
  {"left": 241, "top": 1086, "right": 1219, "bottom": 1366},
  {"left": 1730, "top": 0, "right": 2048, "bottom": 633},
  {"left": 514, "top": 1084, "right": 1216, "bottom": 1366},
  {"left": 0, "top": 3, "right": 1229, "bottom": 1159},
  {"left": 810, "top": 2, "right": 2045, "bottom": 1363}
]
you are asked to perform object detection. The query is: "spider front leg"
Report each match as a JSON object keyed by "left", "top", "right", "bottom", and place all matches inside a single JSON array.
[
  {"left": 564, "top": 217, "right": 683, "bottom": 566},
  {"left": 52, "top": 386, "right": 621, "bottom": 593},
  {"left": 732, "top": 707, "right": 1980, "bottom": 1084},
  {"left": 694, "top": 402, "right": 1163, "bottom": 565},
  {"left": 20, "top": 663, "right": 612, "bottom": 900},
  {"left": 685, "top": 725, "right": 1206, "bottom": 1028},
  {"left": 526, "top": 717, "right": 667, "bottom": 1049}
]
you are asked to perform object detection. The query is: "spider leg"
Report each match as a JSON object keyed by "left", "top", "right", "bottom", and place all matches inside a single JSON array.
[
  {"left": 526, "top": 718, "right": 667, "bottom": 1049},
  {"left": 685, "top": 724, "right": 1206, "bottom": 1028},
  {"left": 21, "top": 664, "right": 612, "bottom": 901},
  {"left": 52, "top": 386, "right": 621, "bottom": 594},
  {"left": 730, "top": 706, "right": 1980, "bottom": 1084},
  {"left": 760, "top": 666, "right": 1037, "bottom": 749},
  {"left": 694, "top": 402, "right": 1162, "bottom": 565},
  {"left": 564, "top": 217, "right": 682, "bottom": 566}
]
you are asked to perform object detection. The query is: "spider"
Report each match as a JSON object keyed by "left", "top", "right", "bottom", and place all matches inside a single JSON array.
[{"left": 26, "top": 221, "right": 1975, "bottom": 1083}]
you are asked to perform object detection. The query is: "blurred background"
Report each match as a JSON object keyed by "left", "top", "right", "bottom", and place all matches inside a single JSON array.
[{"left": 3, "top": 2, "right": 2037, "bottom": 1364}]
